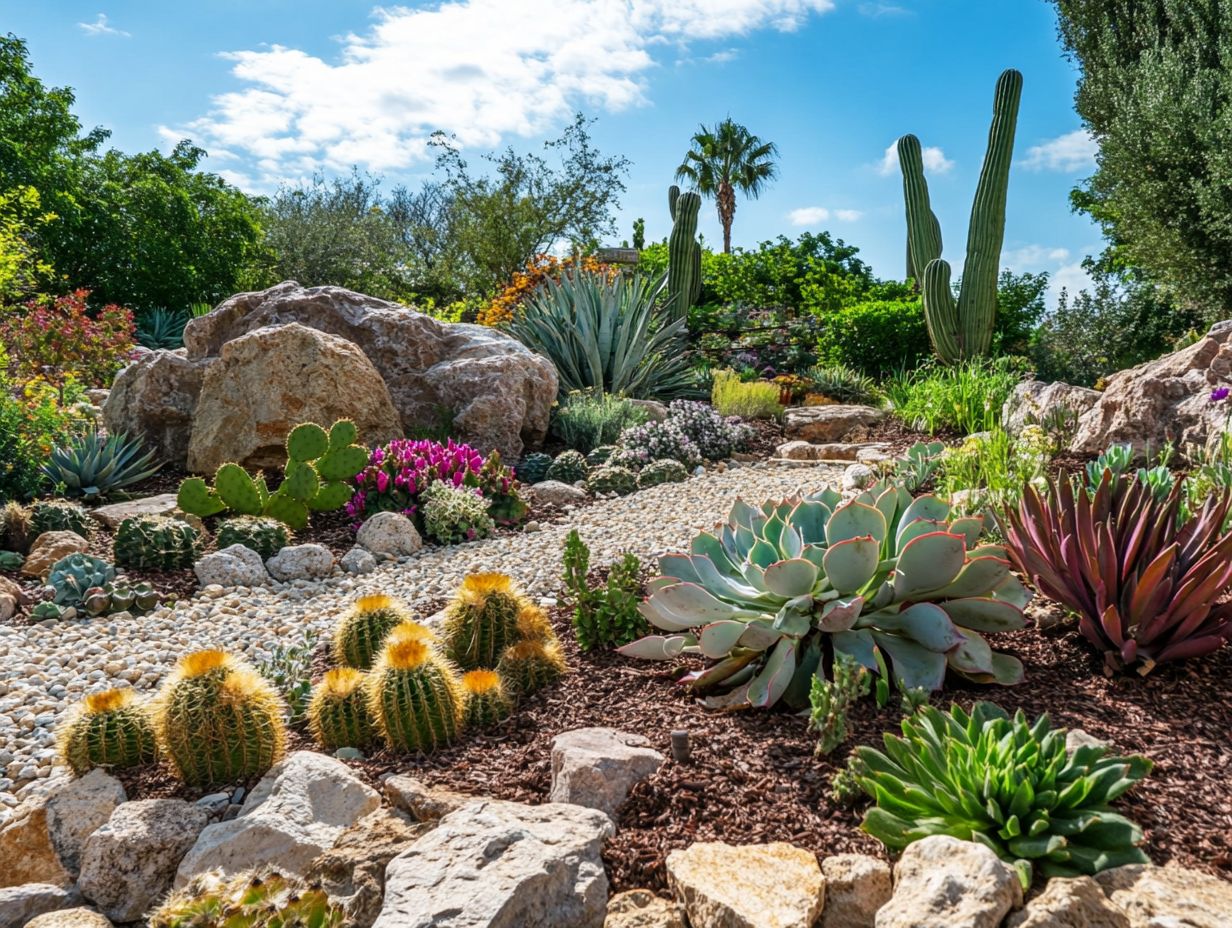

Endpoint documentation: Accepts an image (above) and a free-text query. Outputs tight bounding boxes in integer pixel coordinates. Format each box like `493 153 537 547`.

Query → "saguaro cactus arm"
668 187 702 315
898 133 943 282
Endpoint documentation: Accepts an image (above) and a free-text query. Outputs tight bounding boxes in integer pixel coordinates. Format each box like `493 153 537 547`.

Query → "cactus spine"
461 670 513 728
308 668 376 750
58 688 159 775
153 650 287 788
367 625 464 752
332 595 410 670
150 870 344 928
899 68 1022 364
441 573 525 671
667 184 703 314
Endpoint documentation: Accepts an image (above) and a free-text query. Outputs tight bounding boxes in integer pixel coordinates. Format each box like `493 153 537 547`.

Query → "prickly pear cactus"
515 452 553 485
114 516 201 570
58 688 158 775
545 451 588 485
586 465 637 496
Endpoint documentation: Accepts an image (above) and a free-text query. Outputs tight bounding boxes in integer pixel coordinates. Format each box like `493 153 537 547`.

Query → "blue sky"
3 0 1098 302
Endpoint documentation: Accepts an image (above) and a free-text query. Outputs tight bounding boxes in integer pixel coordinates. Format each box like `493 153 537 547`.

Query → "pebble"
0 461 842 807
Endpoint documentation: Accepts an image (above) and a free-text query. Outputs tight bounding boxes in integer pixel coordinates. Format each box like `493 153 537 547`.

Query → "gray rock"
549 728 664 820
1006 876 1129 927
78 798 210 922
174 752 380 887
604 890 686 928
876 836 1022 928
783 405 885 443
1065 728 1109 754
90 494 193 530
193 544 268 588
1095 863 1232 928
24 907 113 928
842 463 876 491
382 776 472 823
1002 380 1101 437
265 543 336 582
530 480 588 507
102 349 209 465
374 799 615 928
0 883 83 928
355 512 422 557
340 546 378 575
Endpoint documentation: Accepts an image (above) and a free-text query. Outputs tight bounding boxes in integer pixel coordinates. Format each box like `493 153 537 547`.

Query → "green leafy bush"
562 530 647 651
854 701 1151 888
816 299 929 375
939 428 1049 515
550 391 647 454
0 375 79 504
884 357 1025 435
711 369 782 419
808 652 869 756
421 481 495 545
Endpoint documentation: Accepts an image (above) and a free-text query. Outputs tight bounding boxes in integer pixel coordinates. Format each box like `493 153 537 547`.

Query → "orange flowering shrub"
478 254 617 326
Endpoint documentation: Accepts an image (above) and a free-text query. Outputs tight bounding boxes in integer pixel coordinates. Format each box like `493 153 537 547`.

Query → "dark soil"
111 596 1232 894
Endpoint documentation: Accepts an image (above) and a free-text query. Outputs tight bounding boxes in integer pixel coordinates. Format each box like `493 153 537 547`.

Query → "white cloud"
858 2 911 16
78 13 130 37
173 0 835 185
1004 244 1071 271
1049 261 1093 304
878 141 953 176
1022 129 1097 172
833 208 863 221
706 48 740 63
789 207 829 225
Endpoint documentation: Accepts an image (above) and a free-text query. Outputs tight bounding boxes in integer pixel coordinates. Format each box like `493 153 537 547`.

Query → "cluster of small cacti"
82 580 160 616
515 451 554 485
636 458 688 488
585 445 616 468
442 573 525 670
585 464 637 496
544 450 588 485
58 688 159 775
151 650 287 788
421 481 496 545
30 499 93 539
0 551 22 570
333 595 410 670
149 870 343 928
307 668 375 751
178 420 368 530
114 516 202 569
216 516 291 560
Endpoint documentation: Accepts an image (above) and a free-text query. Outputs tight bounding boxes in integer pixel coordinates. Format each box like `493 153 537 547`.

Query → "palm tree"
675 119 779 254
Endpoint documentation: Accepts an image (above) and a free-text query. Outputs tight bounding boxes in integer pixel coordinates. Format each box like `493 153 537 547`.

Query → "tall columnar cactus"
58 688 159 775
461 669 513 728
667 185 703 315
899 68 1023 364
332 595 411 670
441 573 527 671
153 650 287 788
366 624 465 752
114 516 202 569
307 668 376 751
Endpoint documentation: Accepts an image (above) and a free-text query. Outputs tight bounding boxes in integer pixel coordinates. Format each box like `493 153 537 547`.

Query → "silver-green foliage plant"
507 269 696 401
893 441 945 493
421 481 495 545
855 701 1151 889
900 69 1022 364
42 430 161 501
253 629 320 729
551 391 647 454
47 553 116 607
618 480 1030 709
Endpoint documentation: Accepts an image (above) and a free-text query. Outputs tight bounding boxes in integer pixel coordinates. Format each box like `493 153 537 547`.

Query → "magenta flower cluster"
346 438 513 524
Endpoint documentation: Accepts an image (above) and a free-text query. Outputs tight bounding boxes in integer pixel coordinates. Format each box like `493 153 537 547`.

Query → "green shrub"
562 531 648 651
711 369 782 419
550 391 647 454
421 481 495 545
939 427 1049 515
808 652 869 756
807 364 882 404
884 357 1025 435
855 701 1151 888
816 299 930 375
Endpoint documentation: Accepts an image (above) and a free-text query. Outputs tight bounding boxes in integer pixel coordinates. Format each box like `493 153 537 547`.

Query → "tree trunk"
718 181 736 254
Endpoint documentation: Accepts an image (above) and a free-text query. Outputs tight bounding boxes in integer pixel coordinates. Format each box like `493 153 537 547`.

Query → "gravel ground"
0 460 844 818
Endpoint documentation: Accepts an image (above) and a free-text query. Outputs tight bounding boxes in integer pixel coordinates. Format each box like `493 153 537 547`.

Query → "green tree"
675 119 778 254
0 185 55 301
992 270 1048 356
1052 1 1232 318
432 113 630 295
262 170 412 300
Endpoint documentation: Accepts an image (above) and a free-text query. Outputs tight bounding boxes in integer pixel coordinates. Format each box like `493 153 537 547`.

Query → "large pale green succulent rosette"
617 480 1031 708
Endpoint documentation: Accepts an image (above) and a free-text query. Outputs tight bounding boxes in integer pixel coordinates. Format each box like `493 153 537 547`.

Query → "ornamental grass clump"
854 701 1151 889
619 479 1030 709
1000 469 1232 674
366 623 465 752
153 650 286 789
58 688 158 775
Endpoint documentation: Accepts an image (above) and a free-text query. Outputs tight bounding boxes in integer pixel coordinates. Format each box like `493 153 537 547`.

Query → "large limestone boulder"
1006 876 1129 927
1095 863 1232 927
820 854 891 928
1071 320 1232 457
550 728 664 820
1002 380 1101 436
22 532 90 581
174 751 380 886
374 799 615 928
186 323 402 474
0 770 125 888
103 350 209 465
184 281 557 459
783 405 885 443
78 798 210 922
876 836 1022 928
665 841 825 928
